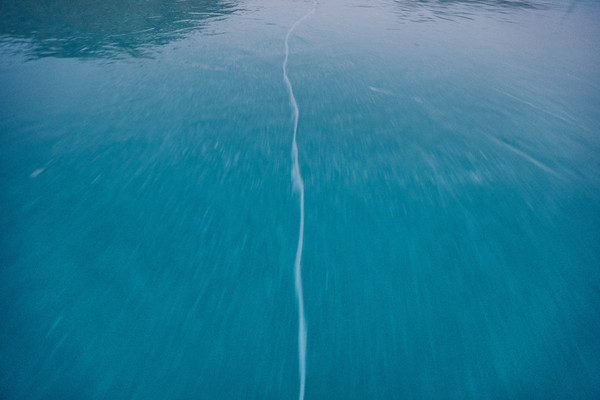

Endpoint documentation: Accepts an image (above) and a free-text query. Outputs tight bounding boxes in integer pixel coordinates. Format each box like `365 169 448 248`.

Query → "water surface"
1 0 599 399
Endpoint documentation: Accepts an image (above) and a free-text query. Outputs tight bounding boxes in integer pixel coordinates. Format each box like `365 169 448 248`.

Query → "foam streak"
283 5 314 400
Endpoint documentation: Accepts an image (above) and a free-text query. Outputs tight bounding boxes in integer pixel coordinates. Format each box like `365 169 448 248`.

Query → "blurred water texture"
0 0 599 398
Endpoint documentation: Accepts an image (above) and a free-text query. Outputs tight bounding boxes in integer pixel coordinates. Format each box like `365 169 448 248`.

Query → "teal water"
1 0 599 398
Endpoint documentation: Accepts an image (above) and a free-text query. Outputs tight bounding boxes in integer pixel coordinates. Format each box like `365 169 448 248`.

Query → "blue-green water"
1 0 599 398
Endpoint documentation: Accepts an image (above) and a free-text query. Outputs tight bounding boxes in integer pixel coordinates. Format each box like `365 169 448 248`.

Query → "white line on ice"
283 4 315 400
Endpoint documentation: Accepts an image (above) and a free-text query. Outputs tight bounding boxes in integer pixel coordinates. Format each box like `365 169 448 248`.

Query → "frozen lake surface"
1 0 599 398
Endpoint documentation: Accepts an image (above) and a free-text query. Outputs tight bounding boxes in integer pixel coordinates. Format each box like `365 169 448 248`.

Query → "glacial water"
1 0 599 399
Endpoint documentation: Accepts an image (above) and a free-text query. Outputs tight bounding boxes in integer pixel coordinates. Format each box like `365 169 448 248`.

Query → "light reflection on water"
0 0 567 59
384 0 549 22
0 0 246 58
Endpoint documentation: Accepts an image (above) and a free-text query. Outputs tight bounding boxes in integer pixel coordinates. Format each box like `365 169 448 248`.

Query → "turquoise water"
1 0 599 398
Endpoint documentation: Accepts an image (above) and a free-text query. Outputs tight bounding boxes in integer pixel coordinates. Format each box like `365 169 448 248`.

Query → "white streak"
283 5 315 400
368 86 395 96
488 136 562 179
30 168 44 178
